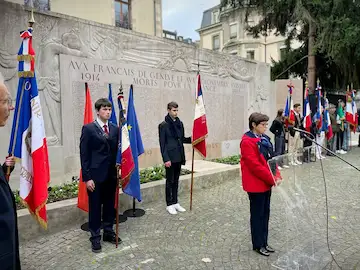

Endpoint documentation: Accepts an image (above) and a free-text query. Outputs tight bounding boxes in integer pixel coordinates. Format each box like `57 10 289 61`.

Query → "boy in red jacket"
240 112 281 256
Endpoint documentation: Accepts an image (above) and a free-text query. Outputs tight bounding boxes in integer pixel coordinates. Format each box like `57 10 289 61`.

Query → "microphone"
292 127 360 172
292 127 315 139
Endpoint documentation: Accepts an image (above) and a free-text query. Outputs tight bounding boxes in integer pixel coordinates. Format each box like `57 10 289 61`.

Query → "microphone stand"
293 127 360 172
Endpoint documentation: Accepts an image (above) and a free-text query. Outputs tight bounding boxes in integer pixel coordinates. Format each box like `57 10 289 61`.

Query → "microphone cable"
297 129 345 270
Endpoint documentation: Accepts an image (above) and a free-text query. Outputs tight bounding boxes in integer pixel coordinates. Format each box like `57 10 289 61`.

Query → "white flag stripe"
31 95 46 151
194 95 205 120
20 128 33 199
121 125 131 150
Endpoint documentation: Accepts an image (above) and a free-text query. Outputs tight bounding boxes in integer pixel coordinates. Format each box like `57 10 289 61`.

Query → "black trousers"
248 190 271 249
336 130 344 150
165 162 182 206
87 178 116 241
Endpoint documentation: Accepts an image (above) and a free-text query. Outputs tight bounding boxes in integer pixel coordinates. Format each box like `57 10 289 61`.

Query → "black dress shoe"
103 233 122 245
254 247 270 256
265 245 275 253
91 240 102 253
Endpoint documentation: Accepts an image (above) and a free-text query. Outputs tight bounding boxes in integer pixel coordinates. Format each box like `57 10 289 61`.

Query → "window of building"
211 10 219 24
280 47 287 60
246 50 255 60
230 24 237 39
115 0 130 29
212 35 220 50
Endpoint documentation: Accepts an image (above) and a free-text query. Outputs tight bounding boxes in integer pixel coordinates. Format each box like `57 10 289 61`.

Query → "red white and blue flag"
315 82 323 130
345 89 358 133
192 74 208 157
116 90 134 190
303 83 312 132
324 97 333 140
8 27 50 228
284 83 295 127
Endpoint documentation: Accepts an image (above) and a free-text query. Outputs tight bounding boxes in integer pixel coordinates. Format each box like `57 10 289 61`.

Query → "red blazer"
240 133 277 193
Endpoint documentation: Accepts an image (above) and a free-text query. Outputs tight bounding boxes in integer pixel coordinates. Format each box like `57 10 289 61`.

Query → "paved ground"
20 148 360 270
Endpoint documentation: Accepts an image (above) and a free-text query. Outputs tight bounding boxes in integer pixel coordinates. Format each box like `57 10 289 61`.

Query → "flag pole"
115 166 120 248
190 148 195 211
190 61 201 211
114 82 127 231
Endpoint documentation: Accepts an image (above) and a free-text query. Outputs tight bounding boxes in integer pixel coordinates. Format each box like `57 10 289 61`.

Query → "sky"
162 0 220 41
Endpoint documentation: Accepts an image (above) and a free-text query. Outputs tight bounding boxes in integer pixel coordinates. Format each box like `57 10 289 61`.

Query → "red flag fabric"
192 74 208 157
77 83 93 212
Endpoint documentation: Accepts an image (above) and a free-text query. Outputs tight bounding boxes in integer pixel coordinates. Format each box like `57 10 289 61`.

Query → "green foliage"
211 155 240 165
220 0 360 89
14 165 191 210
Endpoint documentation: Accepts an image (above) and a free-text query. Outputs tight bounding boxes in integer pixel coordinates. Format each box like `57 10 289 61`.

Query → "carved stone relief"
0 1 274 185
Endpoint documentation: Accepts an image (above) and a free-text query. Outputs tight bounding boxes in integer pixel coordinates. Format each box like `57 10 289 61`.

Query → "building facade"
6 0 163 37
162 30 196 45
197 4 301 64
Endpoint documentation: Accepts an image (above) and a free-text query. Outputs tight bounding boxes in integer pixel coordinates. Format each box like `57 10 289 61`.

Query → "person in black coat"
269 109 287 169
158 101 191 215
80 98 120 253
0 82 20 270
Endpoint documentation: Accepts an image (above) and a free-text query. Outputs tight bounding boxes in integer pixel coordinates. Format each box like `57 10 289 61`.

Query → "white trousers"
315 132 325 159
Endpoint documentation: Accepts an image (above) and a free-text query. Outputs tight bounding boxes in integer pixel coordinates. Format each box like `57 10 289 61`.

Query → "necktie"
103 124 109 135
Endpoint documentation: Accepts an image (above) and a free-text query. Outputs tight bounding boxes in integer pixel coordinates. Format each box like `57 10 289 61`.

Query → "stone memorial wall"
0 1 274 188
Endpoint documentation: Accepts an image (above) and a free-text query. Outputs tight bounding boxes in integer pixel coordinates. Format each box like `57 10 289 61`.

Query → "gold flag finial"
305 80 308 88
317 78 320 85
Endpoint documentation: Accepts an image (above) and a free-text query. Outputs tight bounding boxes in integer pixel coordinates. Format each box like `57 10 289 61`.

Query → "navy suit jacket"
80 121 119 183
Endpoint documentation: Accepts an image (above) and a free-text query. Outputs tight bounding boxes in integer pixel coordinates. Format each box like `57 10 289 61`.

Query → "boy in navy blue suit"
80 98 120 253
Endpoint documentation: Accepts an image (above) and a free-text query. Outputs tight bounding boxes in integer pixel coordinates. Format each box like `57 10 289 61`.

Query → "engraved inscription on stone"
61 55 250 154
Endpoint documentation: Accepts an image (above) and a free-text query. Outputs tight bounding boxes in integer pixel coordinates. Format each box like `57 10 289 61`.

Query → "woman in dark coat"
240 112 281 256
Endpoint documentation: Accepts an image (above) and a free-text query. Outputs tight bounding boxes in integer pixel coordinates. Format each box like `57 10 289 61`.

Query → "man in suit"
288 103 303 165
80 98 120 253
0 81 19 269
159 101 191 215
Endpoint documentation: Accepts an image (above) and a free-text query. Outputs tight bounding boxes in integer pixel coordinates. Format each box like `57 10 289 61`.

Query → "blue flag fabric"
8 77 33 157
124 85 144 202
108 84 118 126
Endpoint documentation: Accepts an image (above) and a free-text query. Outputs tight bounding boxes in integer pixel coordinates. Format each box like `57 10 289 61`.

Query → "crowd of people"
269 100 355 168
239 97 358 257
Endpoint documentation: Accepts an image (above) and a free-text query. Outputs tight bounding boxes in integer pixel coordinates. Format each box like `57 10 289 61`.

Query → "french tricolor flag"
315 83 323 130
324 97 333 140
116 89 134 190
9 27 50 228
192 74 208 157
345 89 358 133
303 84 312 132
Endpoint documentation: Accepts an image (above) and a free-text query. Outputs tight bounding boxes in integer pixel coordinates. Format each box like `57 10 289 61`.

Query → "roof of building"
200 4 220 29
